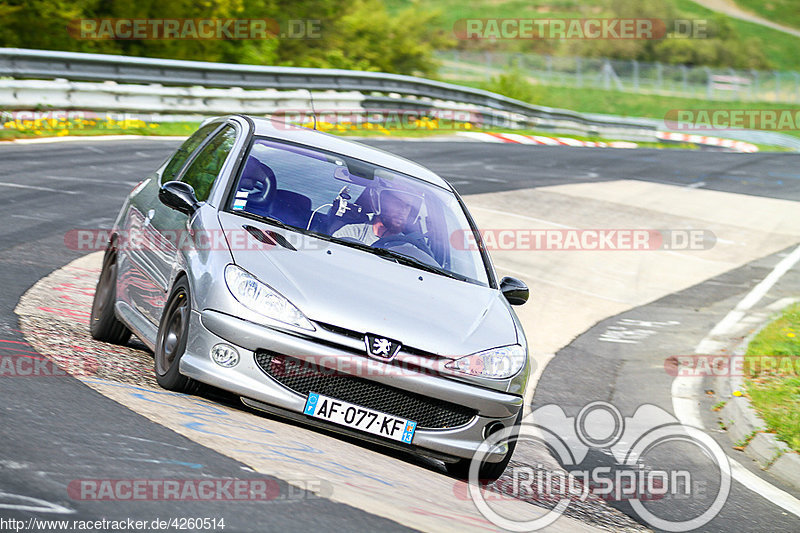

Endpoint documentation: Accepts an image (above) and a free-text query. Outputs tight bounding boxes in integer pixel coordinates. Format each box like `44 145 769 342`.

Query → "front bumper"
180 309 524 462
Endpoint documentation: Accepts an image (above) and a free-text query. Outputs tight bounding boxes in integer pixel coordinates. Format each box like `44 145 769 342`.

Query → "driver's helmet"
367 170 424 219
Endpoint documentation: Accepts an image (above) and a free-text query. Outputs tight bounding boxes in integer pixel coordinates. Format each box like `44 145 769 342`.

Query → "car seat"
239 158 277 217
269 190 312 228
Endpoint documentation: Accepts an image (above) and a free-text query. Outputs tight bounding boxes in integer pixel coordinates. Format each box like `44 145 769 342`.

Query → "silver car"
90 115 530 480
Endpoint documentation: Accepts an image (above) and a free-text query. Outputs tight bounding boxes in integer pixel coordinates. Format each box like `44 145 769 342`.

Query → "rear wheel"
446 409 524 482
154 277 198 393
89 246 131 345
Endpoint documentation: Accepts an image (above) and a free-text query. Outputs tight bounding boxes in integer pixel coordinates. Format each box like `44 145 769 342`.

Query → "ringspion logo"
468 401 731 531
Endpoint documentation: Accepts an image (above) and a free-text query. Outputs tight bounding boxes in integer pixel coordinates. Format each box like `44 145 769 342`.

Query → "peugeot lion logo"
364 334 402 361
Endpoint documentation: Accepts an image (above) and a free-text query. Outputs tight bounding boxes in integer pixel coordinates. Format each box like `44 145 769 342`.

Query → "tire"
445 408 524 482
154 277 198 393
89 246 132 345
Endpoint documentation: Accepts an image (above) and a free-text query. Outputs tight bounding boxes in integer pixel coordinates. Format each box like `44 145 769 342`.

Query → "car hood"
218 212 518 356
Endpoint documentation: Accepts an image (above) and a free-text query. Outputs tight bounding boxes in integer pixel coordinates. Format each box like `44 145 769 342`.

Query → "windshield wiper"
235 210 294 231
326 235 467 281
369 247 468 282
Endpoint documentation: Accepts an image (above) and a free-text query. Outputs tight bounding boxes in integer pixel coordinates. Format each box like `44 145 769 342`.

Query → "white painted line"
688 181 706 188
84 145 105 154
44 175 137 186
672 243 800 518
0 491 74 514
468 206 575 228
0 182 78 195
729 460 800 517
712 245 800 336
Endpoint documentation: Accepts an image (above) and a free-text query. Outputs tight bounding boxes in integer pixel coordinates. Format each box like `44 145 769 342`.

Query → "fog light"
483 421 504 440
211 344 239 367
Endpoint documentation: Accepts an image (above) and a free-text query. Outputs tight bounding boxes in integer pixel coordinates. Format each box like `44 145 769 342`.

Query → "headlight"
445 344 526 379
224 264 314 331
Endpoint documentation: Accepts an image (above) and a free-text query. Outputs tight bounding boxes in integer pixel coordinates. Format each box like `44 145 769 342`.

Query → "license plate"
303 392 417 444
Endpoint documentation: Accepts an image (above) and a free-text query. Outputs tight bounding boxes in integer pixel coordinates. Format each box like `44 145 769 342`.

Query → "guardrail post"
681 65 688 95
633 60 639 92
485 51 492 81
794 72 800 103
576 57 583 87
705 67 712 100
752 70 760 100
545 55 552 83
774 71 780 101
656 61 663 93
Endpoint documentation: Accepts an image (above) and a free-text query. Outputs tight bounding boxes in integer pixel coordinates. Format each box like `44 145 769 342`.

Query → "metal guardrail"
0 47 654 133
2 47 799 150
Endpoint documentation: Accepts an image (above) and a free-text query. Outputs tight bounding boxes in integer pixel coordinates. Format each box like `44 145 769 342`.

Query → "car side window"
180 125 237 203
161 123 220 184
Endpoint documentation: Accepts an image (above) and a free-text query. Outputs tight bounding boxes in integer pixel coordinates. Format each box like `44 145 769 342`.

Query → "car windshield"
228 137 490 286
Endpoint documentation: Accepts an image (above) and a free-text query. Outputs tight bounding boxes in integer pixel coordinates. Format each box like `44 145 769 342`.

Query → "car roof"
243 115 451 190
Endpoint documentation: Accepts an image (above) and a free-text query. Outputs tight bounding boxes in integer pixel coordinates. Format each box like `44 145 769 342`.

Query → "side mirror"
159 181 198 215
500 276 529 306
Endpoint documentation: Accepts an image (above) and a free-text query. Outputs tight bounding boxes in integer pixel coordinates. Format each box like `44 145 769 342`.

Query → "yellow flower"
732 390 742 397
788 333 796 337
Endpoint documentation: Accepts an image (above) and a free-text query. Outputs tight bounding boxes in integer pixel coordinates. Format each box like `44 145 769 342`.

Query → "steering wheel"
372 232 436 260
244 178 273 204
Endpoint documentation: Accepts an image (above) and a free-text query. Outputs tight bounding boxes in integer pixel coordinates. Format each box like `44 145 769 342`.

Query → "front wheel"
154 277 198 393
445 409 523 482
89 246 131 345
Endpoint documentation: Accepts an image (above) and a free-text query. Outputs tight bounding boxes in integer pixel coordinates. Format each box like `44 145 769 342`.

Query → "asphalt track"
1 137 800 532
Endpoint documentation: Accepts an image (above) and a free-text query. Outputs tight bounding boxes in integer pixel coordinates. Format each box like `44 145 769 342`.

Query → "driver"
332 189 413 245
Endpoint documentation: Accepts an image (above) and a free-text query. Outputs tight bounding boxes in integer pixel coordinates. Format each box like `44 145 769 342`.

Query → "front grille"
254 352 476 430
315 321 447 359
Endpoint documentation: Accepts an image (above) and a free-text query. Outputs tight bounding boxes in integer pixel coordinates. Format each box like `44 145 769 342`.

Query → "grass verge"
0 117 201 142
453 78 800 142
744 302 800 453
